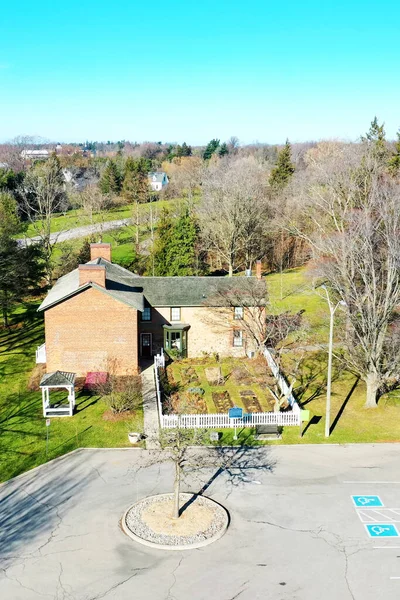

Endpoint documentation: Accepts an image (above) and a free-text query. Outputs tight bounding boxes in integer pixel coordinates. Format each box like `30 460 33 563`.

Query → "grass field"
0 303 143 483
22 197 185 238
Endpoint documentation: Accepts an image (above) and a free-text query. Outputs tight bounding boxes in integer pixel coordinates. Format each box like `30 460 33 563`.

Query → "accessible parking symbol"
352 495 383 507
365 524 399 538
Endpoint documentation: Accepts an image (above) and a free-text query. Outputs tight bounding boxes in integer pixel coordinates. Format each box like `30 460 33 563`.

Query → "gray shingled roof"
38 258 144 312
140 276 266 307
40 371 76 387
38 258 266 312
148 172 166 183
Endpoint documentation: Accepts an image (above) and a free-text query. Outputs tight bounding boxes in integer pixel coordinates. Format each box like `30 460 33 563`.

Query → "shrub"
97 371 142 414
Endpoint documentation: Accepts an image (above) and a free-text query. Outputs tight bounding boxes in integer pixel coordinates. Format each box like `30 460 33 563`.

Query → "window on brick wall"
233 330 243 347
170 307 181 321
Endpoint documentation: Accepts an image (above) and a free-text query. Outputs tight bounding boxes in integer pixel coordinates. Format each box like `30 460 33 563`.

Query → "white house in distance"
21 149 50 160
148 171 169 191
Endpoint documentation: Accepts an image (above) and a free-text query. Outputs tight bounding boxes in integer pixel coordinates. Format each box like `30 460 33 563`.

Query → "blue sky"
0 0 399 144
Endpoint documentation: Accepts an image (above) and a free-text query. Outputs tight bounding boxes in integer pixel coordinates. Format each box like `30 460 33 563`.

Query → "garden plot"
239 390 262 413
212 391 233 412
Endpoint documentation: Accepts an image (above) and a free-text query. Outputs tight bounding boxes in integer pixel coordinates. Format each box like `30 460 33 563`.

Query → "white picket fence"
153 349 300 429
161 411 300 429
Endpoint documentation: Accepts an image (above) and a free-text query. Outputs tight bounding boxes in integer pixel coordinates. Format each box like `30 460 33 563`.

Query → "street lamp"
321 285 346 438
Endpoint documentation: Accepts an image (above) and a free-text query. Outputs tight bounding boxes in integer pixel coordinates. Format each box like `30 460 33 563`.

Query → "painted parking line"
352 495 383 507
365 524 399 538
357 509 400 523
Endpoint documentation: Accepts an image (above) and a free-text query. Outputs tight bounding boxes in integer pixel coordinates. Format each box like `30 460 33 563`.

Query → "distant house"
37 243 265 376
21 149 50 161
148 171 169 191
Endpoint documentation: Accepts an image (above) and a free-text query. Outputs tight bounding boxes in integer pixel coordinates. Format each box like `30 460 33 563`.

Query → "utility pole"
321 285 346 438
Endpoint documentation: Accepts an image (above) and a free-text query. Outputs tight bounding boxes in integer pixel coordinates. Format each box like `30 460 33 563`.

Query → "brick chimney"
90 243 111 262
79 265 106 288
256 260 262 280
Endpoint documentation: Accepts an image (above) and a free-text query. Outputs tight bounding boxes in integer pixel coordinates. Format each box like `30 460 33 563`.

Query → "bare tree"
295 161 400 407
77 184 111 224
19 153 66 282
199 156 270 275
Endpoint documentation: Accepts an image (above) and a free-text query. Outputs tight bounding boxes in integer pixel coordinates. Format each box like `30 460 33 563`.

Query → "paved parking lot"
1 443 400 599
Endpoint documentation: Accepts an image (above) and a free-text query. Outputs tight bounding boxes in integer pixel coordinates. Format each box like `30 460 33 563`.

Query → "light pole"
321 285 346 438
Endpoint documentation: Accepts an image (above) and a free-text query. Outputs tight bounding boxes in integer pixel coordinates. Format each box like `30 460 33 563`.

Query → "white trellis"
40 371 76 417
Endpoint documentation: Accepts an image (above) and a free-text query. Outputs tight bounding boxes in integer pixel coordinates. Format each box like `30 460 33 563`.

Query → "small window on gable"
234 306 244 320
171 307 181 321
141 307 151 321
233 330 243 347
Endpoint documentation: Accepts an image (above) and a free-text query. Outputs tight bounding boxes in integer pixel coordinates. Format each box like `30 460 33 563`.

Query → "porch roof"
163 323 191 331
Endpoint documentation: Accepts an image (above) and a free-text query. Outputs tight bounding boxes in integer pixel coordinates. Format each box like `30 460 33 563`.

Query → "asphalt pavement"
1 443 400 600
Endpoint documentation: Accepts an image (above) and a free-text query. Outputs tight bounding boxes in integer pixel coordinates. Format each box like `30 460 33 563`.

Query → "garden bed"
212 391 233 412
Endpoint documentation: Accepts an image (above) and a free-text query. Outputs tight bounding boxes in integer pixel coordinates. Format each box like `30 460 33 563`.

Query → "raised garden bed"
181 366 200 386
231 366 253 386
239 390 262 413
212 391 233 412
171 391 207 414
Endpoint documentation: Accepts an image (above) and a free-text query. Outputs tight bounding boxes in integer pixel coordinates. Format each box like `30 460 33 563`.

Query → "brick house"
38 243 265 376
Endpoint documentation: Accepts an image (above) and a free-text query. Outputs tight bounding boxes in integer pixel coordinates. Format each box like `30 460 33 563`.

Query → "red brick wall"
90 243 111 262
45 287 138 376
78 265 106 288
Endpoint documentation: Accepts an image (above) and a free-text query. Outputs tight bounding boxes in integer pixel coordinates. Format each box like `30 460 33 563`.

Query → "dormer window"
234 306 244 320
171 307 181 321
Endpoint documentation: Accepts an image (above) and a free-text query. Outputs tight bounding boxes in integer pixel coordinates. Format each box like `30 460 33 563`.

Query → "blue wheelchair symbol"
352 495 383 507
366 524 399 538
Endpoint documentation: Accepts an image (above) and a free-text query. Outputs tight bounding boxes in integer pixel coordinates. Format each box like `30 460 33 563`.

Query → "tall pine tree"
99 160 122 194
269 139 295 191
203 139 220 160
151 209 199 276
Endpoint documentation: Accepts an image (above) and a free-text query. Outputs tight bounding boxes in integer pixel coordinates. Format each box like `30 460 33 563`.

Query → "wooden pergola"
40 371 76 417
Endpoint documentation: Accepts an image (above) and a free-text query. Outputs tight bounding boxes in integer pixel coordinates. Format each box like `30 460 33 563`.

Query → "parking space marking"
365 524 399 538
357 509 400 523
352 495 383 507
344 481 400 484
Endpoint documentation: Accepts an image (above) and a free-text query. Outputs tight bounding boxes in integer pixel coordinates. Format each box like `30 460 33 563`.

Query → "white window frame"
171 307 181 321
233 330 243 347
234 306 244 320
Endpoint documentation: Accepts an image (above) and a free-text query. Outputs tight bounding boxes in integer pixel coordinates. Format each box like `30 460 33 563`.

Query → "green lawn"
266 267 334 344
0 303 143 483
22 197 184 237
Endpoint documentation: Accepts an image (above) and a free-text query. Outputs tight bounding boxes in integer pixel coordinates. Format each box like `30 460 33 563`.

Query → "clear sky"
0 0 399 145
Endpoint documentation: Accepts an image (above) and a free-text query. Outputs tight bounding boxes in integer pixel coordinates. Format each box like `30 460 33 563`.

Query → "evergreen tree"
151 209 199 276
99 160 122 194
0 232 44 326
122 157 150 203
361 116 389 164
269 139 295 191
0 192 21 238
218 142 229 157
151 209 174 276
181 142 192 157
203 139 220 160
388 130 400 175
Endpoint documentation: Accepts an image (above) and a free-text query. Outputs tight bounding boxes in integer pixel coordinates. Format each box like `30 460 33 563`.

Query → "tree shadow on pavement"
180 445 277 515
0 453 97 563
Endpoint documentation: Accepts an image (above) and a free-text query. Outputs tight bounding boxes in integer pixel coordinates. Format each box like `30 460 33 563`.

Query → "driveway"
1 444 400 599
